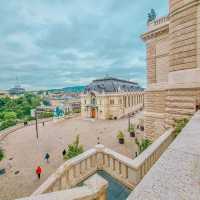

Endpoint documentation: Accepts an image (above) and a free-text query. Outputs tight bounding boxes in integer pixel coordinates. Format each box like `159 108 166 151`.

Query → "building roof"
84 77 143 93
9 85 25 95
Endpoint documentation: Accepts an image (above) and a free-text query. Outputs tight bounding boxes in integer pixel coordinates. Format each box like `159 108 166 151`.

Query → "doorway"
91 108 96 118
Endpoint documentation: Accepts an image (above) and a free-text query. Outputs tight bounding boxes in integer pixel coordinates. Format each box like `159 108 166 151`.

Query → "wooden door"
91 108 96 118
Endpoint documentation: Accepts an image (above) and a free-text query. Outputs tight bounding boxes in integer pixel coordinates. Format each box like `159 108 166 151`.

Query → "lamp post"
35 109 39 139
128 114 131 130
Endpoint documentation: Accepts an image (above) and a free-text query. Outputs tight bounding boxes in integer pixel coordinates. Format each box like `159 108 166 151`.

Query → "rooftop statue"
147 9 156 23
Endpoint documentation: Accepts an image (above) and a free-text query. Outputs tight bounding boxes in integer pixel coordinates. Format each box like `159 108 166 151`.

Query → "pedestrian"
43 122 45 126
36 166 42 179
44 153 50 163
62 149 66 159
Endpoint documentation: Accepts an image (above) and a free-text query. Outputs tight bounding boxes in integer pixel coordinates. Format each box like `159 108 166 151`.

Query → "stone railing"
17 174 108 200
128 111 200 200
28 127 175 199
148 15 169 31
0 118 53 141
32 148 98 195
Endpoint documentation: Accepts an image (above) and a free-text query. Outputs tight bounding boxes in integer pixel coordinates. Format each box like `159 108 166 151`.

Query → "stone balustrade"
17 174 108 200
128 111 200 200
148 15 169 31
28 127 175 200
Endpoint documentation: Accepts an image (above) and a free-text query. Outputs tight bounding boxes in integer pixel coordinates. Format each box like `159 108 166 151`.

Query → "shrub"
3 111 17 121
135 138 152 154
64 135 84 160
117 131 124 139
173 118 189 137
38 112 53 119
0 147 4 161
0 119 16 131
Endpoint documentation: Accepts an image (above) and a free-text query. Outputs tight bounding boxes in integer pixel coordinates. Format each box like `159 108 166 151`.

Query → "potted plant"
128 123 135 137
117 131 124 144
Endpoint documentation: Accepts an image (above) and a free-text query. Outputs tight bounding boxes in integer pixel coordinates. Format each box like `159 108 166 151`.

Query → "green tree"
64 135 84 160
3 111 17 121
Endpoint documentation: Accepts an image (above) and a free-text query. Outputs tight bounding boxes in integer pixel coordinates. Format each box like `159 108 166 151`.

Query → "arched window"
91 98 96 105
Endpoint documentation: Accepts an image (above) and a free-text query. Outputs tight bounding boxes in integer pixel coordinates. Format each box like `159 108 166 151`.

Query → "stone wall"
147 43 157 84
142 0 200 140
128 111 200 200
169 0 198 72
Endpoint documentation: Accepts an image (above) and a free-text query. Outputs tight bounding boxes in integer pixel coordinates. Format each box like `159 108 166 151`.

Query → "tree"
64 135 84 160
3 111 17 121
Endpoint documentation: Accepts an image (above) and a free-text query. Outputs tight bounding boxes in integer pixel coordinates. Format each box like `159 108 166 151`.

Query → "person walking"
44 153 50 163
36 166 42 179
62 149 66 159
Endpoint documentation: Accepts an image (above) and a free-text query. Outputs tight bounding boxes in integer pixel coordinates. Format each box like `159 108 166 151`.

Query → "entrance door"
91 108 96 118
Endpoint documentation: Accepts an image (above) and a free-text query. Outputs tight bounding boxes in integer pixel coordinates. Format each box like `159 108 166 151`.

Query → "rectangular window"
110 99 114 105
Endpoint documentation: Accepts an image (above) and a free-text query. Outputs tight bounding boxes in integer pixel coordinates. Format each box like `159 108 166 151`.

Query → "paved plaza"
0 112 143 200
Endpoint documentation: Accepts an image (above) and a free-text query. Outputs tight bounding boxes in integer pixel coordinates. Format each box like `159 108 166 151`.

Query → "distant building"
0 90 9 98
9 85 25 95
48 93 81 114
84 77 143 93
81 77 144 120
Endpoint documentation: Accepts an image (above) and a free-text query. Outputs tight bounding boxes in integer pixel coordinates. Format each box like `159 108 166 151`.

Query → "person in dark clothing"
62 149 66 159
42 122 45 126
36 166 42 179
44 153 50 163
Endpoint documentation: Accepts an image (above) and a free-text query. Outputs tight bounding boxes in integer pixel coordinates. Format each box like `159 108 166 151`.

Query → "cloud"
0 0 168 90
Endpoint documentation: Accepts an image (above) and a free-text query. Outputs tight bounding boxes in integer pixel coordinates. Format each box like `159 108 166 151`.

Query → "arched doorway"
91 108 96 118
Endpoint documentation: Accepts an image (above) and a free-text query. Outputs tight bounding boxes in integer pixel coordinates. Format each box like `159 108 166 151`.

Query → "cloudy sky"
0 0 168 90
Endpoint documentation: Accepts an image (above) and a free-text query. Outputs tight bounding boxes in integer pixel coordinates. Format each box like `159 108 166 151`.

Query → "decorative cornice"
141 24 169 42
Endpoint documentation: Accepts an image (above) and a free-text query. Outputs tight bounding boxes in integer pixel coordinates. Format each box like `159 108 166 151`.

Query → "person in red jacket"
36 166 42 179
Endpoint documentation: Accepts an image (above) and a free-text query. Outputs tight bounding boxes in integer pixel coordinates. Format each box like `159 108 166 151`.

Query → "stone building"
142 0 200 140
81 77 144 119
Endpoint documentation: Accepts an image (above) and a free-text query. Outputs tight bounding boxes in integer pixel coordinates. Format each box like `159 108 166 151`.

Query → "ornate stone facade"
81 92 144 120
142 0 200 140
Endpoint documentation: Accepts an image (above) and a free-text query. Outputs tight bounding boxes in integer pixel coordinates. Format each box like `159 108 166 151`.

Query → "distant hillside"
62 86 85 93
47 86 85 93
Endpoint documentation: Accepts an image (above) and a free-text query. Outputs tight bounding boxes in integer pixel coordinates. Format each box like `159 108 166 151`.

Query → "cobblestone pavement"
0 112 143 200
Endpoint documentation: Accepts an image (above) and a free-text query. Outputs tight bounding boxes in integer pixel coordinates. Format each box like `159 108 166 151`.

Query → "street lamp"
128 114 131 130
35 109 39 139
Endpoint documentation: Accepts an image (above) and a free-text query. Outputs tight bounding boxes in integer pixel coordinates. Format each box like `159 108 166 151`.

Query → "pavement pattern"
0 112 143 200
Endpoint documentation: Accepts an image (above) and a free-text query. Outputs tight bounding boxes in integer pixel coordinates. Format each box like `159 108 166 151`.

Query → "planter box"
118 138 124 144
129 131 135 137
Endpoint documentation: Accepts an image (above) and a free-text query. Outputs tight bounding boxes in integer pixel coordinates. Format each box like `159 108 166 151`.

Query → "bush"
135 138 152 154
0 147 4 161
64 135 84 160
3 111 17 121
117 131 124 139
173 118 189 137
0 120 17 131
38 112 53 119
